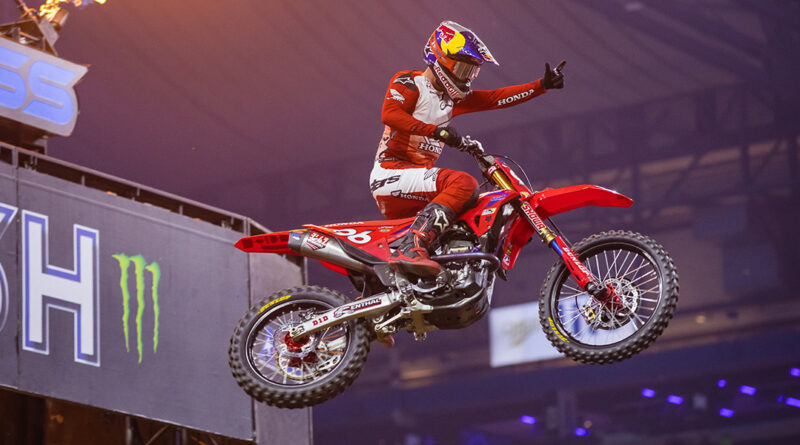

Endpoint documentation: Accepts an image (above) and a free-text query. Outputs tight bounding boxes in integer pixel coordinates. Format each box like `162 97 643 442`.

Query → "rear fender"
235 230 298 255
236 228 373 276
531 185 633 219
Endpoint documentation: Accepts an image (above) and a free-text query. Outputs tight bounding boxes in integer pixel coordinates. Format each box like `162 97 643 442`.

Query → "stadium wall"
0 144 309 442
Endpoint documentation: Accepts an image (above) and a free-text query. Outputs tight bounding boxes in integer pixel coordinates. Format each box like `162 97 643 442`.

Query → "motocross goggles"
449 59 481 82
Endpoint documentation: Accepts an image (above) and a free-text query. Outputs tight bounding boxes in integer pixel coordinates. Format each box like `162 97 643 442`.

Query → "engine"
417 237 496 330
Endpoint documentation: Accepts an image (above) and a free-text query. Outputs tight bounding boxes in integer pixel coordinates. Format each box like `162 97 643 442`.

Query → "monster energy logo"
113 254 161 363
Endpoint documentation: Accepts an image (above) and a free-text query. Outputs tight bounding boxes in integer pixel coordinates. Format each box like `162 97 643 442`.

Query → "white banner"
488 301 561 367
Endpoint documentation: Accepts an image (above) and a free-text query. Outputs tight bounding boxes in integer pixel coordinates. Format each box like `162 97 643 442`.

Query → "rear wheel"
539 231 678 364
228 285 370 408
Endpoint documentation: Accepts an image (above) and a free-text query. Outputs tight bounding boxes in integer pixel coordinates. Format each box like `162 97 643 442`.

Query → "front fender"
530 185 633 219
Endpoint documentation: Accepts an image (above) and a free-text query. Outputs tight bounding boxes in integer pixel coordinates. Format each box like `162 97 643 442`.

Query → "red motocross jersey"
376 70 547 168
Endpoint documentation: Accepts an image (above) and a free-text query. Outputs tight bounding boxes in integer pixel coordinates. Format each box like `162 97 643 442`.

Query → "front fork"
482 159 616 301
516 201 615 301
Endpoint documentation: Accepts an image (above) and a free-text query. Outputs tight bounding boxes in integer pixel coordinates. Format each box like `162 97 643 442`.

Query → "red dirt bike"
228 138 679 408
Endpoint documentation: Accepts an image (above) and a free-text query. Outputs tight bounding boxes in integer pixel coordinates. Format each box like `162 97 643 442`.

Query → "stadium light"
520 415 536 425
667 395 684 405
574 427 589 437
719 408 734 417
739 385 757 396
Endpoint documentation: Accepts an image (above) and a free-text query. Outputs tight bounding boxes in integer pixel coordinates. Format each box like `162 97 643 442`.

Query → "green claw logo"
113 254 161 363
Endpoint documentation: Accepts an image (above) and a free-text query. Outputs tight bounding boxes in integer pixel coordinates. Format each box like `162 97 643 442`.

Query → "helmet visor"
451 60 480 82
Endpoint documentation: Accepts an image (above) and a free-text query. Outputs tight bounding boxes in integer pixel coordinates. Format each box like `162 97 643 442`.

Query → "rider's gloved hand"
542 60 566 90
431 126 464 149
460 137 484 154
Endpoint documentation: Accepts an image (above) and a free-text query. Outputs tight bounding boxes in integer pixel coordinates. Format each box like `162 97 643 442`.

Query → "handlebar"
458 136 484 155
457 137 528 192
458 136 494 170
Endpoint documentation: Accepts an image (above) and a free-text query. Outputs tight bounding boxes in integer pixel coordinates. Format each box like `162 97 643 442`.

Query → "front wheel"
228 285 370 408
539 231 679 364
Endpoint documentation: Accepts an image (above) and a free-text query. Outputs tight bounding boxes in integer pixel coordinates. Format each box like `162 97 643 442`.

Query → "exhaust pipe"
288 230 372 273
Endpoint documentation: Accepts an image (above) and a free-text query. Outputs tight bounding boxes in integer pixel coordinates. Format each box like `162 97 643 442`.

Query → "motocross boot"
389 202 454 277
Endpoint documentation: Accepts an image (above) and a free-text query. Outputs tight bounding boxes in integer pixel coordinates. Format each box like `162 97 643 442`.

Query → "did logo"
112 254 161 363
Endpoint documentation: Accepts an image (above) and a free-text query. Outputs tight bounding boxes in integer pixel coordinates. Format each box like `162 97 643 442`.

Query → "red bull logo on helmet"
438 24 456 42
438 26 466 56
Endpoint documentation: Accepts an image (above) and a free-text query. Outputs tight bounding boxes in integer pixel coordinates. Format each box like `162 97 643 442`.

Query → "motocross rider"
372 20 564 277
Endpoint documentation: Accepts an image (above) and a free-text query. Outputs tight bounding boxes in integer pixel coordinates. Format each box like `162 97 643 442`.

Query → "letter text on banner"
22 210 100 366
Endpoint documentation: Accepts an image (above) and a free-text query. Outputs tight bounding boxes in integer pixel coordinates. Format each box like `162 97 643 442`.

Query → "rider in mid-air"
370 20 565 277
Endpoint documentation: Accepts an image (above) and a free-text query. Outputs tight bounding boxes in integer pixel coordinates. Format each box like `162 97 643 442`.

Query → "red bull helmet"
423 21 498 101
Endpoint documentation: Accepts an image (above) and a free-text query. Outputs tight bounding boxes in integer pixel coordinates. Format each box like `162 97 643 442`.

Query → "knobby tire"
228 285 371 408
539 231 679 364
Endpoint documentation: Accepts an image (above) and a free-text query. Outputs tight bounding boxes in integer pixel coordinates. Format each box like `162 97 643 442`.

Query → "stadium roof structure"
0 0 793 228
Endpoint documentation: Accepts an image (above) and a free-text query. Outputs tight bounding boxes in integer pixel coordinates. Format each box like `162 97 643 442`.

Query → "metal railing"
0 141 263 235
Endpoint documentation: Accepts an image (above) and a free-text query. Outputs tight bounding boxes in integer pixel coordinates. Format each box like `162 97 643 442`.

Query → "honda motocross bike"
229 138 679 409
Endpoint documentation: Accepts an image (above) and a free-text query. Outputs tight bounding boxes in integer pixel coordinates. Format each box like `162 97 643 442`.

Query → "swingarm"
289 291 401 341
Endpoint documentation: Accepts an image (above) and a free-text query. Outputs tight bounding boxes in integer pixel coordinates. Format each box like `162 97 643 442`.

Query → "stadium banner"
488 301 561 367
0 160 18 389
0 166 304 440
0 36 88 136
